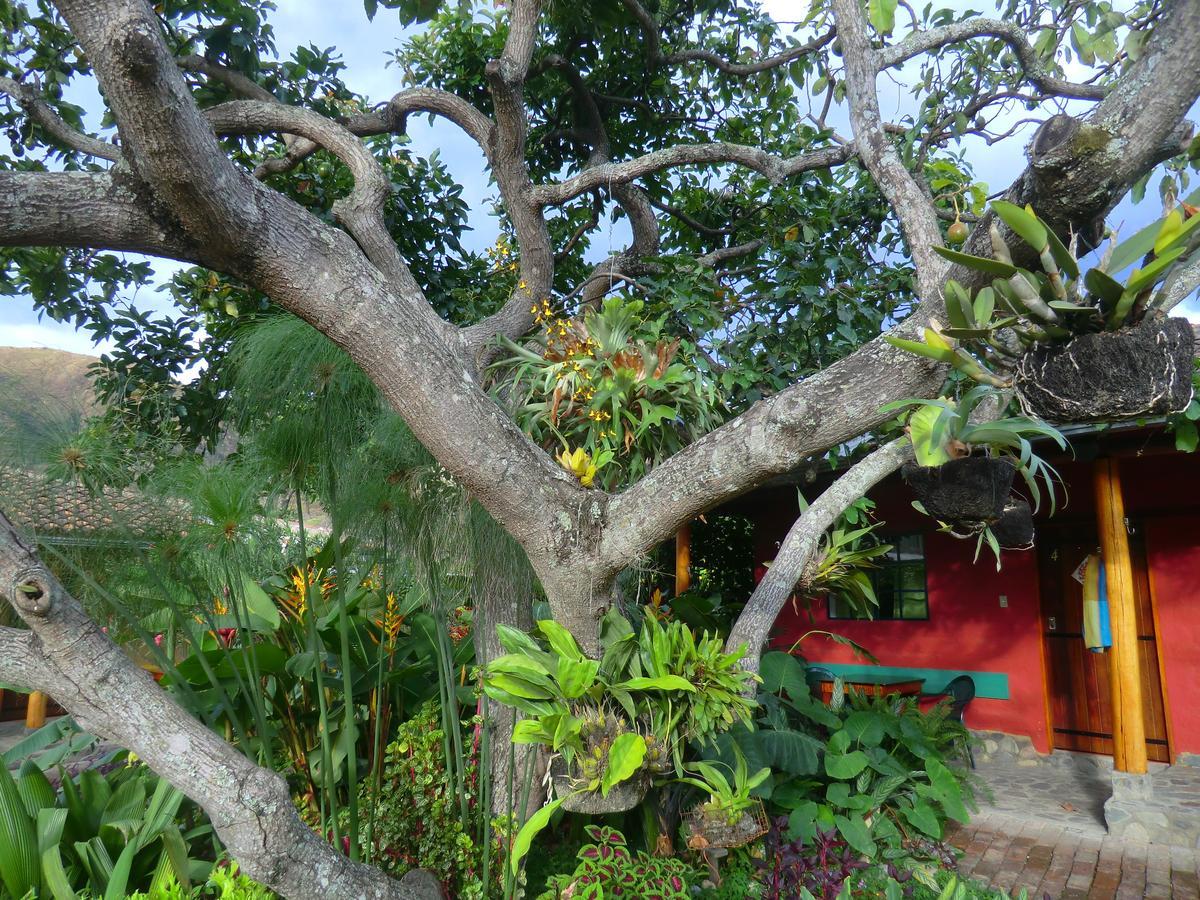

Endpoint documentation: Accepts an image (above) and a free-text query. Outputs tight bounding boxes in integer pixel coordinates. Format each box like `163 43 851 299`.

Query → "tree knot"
11 570 52 617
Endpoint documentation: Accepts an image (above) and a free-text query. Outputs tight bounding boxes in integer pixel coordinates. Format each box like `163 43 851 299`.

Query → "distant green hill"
0 346 99 463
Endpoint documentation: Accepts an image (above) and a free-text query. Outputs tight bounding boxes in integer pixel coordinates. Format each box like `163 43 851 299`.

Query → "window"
829 534 928 620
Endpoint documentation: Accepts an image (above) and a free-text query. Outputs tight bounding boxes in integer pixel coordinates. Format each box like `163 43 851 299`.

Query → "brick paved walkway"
948 809 1200 898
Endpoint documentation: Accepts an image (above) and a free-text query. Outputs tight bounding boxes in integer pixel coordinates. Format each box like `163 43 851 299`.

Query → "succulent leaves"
890 203 1200 388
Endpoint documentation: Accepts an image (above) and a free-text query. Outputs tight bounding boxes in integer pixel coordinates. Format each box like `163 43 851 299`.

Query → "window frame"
827 532 929 621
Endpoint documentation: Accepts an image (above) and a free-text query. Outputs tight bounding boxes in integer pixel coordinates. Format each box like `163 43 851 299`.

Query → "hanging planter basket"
1015 316 1195 423
901 456 1016 523
550 756 649 814
685 799 769 850
992 497 1035 549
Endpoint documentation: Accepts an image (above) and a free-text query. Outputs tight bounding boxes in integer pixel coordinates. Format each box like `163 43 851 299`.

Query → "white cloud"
0 323 111 358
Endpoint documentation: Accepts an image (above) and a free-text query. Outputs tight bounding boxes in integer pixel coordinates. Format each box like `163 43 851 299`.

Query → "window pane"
867 534 927 620
900 593 928 619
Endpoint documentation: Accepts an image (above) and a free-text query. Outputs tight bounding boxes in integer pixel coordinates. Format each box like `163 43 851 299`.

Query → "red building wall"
764 449 1200 758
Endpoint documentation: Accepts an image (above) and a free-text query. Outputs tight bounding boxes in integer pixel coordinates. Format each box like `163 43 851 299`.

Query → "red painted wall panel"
1144 517 1200 756
762 449 1200 756
765 482 1052 751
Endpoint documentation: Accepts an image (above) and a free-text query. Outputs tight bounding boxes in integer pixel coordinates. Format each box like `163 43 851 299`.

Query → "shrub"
702 652 979 863
755 818 867 900
357 702 488 897
536 825 695 899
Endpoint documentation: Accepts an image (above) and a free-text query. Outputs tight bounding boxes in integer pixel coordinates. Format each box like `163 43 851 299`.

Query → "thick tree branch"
463 0 554 356
53 0 261 259
877 19 1108 100
204 99 431 304
0 625 47 691
532 143 854 207
0 512 436 900
41 1 584 612
0 76 122 161
725 440 912 668
832 0 945 300
1160 253 1200 313
0 170 209 265
696 239 765 268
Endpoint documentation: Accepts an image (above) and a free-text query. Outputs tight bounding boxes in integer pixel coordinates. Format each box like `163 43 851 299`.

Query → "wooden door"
1038 525 1170 762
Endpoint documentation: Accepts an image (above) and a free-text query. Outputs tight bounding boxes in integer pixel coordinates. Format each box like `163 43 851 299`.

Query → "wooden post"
1094 459 1147 774
674 523 692 596
25 690 47 729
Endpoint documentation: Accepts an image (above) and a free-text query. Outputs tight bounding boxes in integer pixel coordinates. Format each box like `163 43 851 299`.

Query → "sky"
0 0 1196 358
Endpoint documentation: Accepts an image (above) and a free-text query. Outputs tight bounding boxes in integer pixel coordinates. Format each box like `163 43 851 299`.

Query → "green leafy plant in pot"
889 201 1199 422
883 385 1065 561
678 748 771 851
482 612 758 873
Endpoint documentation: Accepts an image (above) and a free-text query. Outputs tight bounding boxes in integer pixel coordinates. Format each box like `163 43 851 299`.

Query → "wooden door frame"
1035 519 1173 761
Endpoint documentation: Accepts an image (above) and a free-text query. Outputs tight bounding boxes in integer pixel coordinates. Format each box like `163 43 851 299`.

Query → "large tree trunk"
468 504 547 817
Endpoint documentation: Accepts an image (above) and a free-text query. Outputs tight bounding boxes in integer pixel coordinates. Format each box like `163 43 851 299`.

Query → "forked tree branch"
600 0 1200 577
876 19 1109 100
832 0 946 300
0 512 437 900
53 0 262 257
532 143 855 207
204 99 432 305
0 76 121 161
465 0 555 355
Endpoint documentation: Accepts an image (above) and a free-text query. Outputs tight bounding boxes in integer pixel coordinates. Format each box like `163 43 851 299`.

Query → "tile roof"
0 466 187 538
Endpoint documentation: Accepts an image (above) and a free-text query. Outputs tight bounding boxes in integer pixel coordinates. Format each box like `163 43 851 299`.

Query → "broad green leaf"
1126 246 1184 293
787 801 819 844
510 796 566 875
621 675 696 692
239 576 280 630
933 245 1019 277
973 287 995 325
512 718 552 744
601 733 646 797
0 762 39 900
556 657 599 699
759 651 808 698
992 201 1048 251
883 335 957 365
834 813 875 857
482 672 554 701
487 653 551 679
943 280 974 329
16 761 55 818
1084 267 1124 308
842 711 886 747
900 799 942 837
825 750 870 779
907 403 951 467
1154 209 1184 256
536 619 584 662
868 0 898 34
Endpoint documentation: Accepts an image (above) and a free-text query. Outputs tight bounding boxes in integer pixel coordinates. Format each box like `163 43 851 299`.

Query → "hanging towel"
1082 553 1113 652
